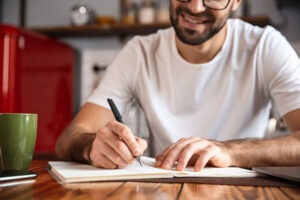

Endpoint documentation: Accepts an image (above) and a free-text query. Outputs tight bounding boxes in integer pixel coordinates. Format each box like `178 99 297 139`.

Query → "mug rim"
0 113 37 116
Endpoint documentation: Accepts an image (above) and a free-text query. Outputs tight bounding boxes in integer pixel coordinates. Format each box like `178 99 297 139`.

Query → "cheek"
231 1 242 12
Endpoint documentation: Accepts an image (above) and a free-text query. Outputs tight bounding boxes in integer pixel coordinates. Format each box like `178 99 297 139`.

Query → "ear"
231 0 243 11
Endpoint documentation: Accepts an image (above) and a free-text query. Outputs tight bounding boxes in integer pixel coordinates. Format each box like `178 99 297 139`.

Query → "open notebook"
48 156 262 184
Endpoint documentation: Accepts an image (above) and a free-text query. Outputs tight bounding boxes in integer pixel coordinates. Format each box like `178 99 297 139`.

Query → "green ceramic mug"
0 113 37 171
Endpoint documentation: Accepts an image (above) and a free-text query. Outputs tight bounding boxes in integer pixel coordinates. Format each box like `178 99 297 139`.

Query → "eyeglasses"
176 0 231 10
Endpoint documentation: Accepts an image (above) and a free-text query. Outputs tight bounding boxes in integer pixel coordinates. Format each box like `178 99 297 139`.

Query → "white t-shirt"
88 19 300 155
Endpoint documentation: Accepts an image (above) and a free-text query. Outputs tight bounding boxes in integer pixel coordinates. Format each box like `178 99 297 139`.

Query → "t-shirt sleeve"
86 39 141 113
259 27 300 117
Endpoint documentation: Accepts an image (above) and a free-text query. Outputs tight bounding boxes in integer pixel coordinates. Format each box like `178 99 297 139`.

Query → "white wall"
26 0 119 27
26 0 122 50
249 0 300 42
2 0 20 25
2 0 300 47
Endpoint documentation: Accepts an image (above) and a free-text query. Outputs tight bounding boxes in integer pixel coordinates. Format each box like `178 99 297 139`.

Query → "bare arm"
55 103 147 168
227 108 300 167
55 103 114 163
155 108 300 171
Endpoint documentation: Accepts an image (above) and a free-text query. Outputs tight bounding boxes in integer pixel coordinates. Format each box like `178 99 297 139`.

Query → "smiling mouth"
181 12 210 24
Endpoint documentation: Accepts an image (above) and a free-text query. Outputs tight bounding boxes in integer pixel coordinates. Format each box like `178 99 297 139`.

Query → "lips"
181 12 210 24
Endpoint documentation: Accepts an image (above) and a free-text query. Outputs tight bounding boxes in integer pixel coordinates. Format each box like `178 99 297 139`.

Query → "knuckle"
128 141 137 150
119 126 130 138
185 143 194 151
107 121 115 127
97 127 109 138
202 148 211 155
206 144 217 153
97 126 106 133
120 125 127 131
173 143 182 150
187 137 195 140
178 137 187 142
115 140 125 151
114 156 122 164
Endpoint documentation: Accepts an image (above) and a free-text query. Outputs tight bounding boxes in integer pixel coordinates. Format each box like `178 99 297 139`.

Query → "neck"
176 24 228 64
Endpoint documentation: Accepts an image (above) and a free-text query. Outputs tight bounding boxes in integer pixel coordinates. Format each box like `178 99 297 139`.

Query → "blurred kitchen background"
1 0 300 156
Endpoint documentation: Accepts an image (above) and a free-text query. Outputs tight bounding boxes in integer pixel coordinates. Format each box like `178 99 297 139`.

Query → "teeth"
183 14 207 24
185 17 199 24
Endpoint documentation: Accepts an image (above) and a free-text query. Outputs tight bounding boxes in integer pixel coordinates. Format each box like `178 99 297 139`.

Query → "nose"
187 0 206 14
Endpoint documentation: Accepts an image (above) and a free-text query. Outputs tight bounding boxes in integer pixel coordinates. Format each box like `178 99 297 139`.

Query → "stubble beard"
170 3 230 46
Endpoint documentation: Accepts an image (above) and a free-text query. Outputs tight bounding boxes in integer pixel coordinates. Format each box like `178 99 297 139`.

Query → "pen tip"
137 157 143 167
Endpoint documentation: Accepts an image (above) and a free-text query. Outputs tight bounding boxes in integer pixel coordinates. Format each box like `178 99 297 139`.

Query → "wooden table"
1 160 300 200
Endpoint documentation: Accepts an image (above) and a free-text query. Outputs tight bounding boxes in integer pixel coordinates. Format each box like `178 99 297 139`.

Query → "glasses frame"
176 0 231 11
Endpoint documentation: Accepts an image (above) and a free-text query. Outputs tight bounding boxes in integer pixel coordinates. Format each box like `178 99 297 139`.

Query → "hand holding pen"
107 98 144 167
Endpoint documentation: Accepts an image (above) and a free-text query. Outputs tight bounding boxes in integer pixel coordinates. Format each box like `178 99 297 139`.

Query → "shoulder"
227 18 285 49
228 18 273 35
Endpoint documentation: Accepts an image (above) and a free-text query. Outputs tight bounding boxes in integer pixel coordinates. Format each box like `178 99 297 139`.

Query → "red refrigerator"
0 24 74 155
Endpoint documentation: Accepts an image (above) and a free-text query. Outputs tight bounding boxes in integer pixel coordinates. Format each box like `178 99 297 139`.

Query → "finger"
90 147 119 169
160 137 200 169
155 145 175 165
155 154 165 167
194 145 219 172
107 121 140 156
176 139 212 171
98 126 134 163
157 137 187 160
99 142 128 167
155 138 189 167
106 134 135 163
135 137 148 153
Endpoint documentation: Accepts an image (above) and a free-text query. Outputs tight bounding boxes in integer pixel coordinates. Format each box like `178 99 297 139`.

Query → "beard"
170 2 230 46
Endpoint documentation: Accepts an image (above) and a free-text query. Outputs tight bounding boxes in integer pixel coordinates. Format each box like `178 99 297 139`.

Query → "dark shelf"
31 22 171 38
31 16 271 38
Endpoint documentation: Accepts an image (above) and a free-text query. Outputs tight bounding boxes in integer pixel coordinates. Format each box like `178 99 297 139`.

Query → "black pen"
107 98 143 167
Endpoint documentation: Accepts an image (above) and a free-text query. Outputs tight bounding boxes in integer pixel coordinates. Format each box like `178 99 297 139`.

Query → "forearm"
224 131 300 168
55 124 95 163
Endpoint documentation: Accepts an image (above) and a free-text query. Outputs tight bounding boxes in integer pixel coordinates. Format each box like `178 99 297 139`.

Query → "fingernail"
163 162 170 168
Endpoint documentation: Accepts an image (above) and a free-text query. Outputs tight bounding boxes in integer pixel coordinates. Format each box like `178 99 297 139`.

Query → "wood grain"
0 161 300 200
178 184 293 200
103 182 182 200
280 187 300 199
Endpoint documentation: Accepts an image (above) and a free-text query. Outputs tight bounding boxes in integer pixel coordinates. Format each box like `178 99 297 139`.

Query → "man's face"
170 0 233 45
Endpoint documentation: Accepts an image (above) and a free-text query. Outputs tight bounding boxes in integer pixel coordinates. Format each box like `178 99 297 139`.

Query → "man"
56 0 300 171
